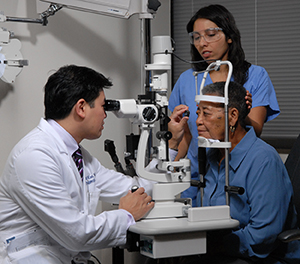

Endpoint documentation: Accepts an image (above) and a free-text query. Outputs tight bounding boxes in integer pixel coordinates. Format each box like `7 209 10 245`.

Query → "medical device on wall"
0 4 59 83
0 3 66 83
37 0 161 19
0 0 160 84
0 28 28 83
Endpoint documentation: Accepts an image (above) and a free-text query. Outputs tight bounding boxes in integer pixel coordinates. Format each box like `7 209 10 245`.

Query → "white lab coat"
0 118 153 264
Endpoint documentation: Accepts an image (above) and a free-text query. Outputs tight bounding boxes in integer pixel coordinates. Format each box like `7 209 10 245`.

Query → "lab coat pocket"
7 245 58 264
88 191 101 215
6 229 55 264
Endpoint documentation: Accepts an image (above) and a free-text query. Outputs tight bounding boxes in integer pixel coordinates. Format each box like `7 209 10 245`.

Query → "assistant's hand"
246 90 252 110
119 187 154 221
168 105 189 150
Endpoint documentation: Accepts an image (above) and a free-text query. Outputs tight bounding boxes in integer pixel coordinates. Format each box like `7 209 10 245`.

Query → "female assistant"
169 4 280 204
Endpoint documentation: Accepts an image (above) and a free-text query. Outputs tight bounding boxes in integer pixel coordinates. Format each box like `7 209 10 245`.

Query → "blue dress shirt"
200 127 300 262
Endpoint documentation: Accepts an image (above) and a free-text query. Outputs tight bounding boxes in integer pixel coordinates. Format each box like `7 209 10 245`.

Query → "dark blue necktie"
72 147 83 180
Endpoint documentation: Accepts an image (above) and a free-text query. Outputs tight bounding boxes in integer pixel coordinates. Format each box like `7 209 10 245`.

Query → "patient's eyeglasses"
188 28 223 45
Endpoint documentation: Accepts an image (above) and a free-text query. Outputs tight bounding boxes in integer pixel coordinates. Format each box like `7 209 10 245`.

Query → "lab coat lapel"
38 118 87 209
38 118 84 185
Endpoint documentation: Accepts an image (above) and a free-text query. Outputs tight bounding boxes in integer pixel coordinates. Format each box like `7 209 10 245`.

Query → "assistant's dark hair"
202 81 249 129
44 65 112 120
186 4 251 85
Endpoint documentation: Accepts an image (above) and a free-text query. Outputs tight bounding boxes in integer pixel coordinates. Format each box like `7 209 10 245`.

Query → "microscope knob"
142 106 157 122
167 165 174 171
156 131 172 140
131 185 139 193
148 0 161 12
164 131 172 140
225 185 245 195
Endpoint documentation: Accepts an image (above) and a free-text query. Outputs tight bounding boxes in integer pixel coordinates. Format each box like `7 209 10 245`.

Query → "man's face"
84 90 107 140
196 100 225 141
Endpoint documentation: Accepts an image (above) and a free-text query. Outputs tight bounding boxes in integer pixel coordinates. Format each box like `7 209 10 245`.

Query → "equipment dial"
142 106 157 122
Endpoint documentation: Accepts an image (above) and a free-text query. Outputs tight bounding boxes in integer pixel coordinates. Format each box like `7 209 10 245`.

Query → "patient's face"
196 100 225 141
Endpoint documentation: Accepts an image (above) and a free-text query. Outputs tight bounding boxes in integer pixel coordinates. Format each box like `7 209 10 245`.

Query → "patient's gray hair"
202 81 249 129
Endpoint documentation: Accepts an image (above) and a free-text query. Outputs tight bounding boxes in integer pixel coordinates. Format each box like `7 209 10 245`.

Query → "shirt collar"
229 126 257 171
206 126 257 171
47 119 79 156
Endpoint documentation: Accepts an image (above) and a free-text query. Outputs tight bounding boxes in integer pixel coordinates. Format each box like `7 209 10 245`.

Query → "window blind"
171 0 300 149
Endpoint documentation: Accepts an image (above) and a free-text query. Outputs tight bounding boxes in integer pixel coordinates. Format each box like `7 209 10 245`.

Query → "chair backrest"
285 134 300 228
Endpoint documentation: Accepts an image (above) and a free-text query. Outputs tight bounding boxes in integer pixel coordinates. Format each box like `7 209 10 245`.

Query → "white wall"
0 0 170 263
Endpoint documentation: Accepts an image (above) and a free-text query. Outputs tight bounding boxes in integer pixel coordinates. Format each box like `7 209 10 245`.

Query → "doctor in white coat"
0 65 154 264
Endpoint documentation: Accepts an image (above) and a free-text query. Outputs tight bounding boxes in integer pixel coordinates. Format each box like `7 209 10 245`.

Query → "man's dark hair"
202 81 250 129
44 65 112 120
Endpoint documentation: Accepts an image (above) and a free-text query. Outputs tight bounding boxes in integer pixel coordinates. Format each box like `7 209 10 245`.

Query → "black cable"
166 48 228 66
91 254 101 264
164 47 214 64
171 51 215 65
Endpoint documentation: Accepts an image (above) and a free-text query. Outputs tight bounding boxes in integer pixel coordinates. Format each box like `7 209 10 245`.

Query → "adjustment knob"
148 0 161 11
131 185 139 193
142 106 157 122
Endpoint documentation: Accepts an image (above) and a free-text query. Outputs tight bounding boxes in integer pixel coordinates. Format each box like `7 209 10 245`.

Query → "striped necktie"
72 147 83 180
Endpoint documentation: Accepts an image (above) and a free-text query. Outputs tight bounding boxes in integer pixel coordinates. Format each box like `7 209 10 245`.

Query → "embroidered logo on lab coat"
85 173 96 185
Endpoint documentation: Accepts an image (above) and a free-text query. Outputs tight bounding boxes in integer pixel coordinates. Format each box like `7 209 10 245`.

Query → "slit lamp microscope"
104 36 240 259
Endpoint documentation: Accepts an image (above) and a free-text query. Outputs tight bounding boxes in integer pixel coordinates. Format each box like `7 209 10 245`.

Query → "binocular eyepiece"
104 99 120 111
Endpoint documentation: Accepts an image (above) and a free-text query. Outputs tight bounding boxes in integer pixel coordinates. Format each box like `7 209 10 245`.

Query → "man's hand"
168 105 189 150
119 187 154 221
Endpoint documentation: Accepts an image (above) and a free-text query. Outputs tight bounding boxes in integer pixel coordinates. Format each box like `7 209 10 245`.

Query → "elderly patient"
168 82 300 263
